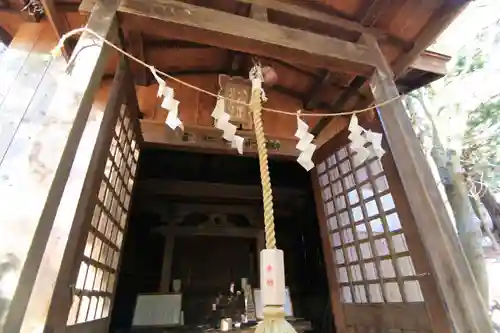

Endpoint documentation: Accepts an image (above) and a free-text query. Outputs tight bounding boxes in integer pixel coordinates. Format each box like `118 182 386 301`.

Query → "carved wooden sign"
218 74 252 130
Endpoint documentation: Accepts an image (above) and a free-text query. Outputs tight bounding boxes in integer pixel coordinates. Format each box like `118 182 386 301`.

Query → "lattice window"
317 143 424 304
67 105 140 325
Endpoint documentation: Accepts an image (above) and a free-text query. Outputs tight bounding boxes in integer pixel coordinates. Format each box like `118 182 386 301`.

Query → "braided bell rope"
250 86 276 250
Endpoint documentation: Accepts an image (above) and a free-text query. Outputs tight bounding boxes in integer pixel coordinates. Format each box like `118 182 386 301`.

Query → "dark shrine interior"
110 148 332 333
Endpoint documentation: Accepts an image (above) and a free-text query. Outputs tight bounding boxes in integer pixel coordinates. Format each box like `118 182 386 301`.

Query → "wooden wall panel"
0 11 24 39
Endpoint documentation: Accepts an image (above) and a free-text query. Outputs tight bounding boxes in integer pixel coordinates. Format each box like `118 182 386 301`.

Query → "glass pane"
385 282 402 302
370 219 384 236
336 147 347 161
84 233 95 258
84 264 97 290
77 296 90 323
75 262 88 290
319 173 328 187
329 166 340 179
354 285 367 303
324 201 334 216
91 237 102 261
342 286 352 303
327 217 338 231
343 173 355 190
339 160 351 174
317 162 326 174
375 238 390 256
360 242 372 259
365 200 378 217
365 262 378 280
386 213 402 231
338 267 348 283
322 187 332 201
380 259 395 278
369 283 383 303
404 280 424 302
103 297 111 317
355 167 369 183
374 175 389 192
326 155 336 167
392 234 408 252
342 228 354 244
332 180 343 195
348 190 359 205
87 296 98 321
355 223 368 240
96 296 105 320
368 159 383 175
67 295 80 325
350 265 362 281
334 195 346 210
397 256 416 276
331 232 341 247
352 206 363 222
346 246 358 263
335 249 345 265
380 193 395 211
338 211 349 227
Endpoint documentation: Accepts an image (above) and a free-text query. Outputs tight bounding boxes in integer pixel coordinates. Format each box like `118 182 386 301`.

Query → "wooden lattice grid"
67 105 140 325
317 143 424 305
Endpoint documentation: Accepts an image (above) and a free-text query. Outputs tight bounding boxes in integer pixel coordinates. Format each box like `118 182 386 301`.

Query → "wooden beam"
126 30 149 85
41 0 73 58
160 234 174 292
410 51 449 76
80 0 376 75
303 70 331 110
310 76 366 136
136 179 305 202
236 0 400 44
155 225 262 238
249 3 268 22
363 34 493 333
2 0 120 331
392 1 470 77
140 122 300 159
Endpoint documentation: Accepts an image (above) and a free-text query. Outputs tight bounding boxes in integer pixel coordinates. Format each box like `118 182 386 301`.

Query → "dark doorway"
110 148 332 333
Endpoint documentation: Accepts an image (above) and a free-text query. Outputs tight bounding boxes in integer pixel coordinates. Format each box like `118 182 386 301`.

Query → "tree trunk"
474 179 500 239
410 91 489 307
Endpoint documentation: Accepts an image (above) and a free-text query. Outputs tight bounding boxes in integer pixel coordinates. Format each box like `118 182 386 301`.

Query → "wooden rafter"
310 76 365 136
235 0 408 48
80 0 377 75
392 0 470 77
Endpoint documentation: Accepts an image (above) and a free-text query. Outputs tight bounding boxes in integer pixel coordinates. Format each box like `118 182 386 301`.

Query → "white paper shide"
348 114 385 166
151 67 184 131
294 116 316 171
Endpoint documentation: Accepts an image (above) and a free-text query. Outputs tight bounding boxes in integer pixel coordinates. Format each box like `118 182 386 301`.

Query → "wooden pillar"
362 34 493 333
160 233 175 292
0 1 121 331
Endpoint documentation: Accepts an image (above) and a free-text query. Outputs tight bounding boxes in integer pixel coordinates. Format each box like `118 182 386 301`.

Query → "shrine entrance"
109 148 331 333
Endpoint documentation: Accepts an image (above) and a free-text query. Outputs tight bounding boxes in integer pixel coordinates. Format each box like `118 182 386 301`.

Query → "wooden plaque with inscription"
218 74 252 130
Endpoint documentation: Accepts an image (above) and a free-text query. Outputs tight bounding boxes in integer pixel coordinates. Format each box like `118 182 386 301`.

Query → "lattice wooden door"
44 59 142 333
312 127 450 333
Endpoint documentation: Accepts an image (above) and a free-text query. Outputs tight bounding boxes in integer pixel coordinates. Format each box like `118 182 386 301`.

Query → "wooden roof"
0 0 466 134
